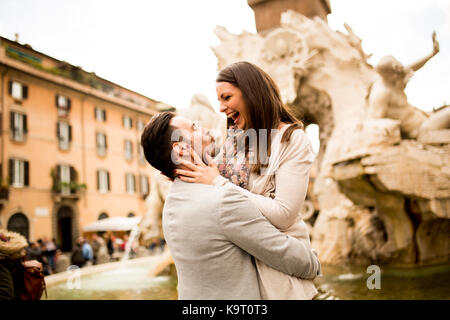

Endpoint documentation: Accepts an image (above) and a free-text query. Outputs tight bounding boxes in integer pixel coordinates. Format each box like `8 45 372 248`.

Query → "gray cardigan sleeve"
219 185 321 280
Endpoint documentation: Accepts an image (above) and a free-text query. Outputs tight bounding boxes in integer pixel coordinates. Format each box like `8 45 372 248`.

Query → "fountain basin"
44 255 178 300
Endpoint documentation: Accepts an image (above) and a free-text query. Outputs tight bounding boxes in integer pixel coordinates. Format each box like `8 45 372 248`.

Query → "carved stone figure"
366 32 439 139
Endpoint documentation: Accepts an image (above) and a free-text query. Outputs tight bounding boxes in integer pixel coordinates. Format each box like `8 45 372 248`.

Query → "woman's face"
216 81 247 129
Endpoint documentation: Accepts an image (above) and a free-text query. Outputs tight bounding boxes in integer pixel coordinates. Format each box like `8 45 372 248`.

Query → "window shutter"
94 107 97 120
56 122 60 139
103 110 106 121
8 81 13 96
107 171 110 191
23 114 28 134
10 111 15 132
56 165 61 185
24 161 29 186
69 124 72 142
96 170 100 190
132 174 136 192
70 166 75 183
67 98 71 110
9 159 14 184
55 95 59 107
104 134 108 149
22 85 28 99
130 118 133 129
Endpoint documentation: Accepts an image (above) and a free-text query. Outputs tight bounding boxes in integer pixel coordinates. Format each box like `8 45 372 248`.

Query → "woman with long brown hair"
175 61 319 299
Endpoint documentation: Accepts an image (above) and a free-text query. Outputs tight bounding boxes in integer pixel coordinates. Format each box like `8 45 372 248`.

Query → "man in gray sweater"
141 112 320 299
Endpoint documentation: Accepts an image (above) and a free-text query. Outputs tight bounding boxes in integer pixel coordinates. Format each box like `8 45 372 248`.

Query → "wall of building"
0 53 157 249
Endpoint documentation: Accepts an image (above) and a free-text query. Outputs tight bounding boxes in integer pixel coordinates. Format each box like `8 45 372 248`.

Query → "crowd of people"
25 237 58 276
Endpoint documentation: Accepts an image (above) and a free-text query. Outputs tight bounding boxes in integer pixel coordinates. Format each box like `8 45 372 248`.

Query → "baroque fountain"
46 0 450 300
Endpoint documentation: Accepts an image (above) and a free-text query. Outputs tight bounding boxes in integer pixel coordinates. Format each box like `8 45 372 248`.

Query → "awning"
83 216 141 232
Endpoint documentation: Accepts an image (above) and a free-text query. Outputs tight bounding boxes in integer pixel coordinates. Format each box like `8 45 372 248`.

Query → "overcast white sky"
1 0 449 151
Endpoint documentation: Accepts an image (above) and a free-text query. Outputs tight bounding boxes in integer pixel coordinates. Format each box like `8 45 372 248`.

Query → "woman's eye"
224 96 231 101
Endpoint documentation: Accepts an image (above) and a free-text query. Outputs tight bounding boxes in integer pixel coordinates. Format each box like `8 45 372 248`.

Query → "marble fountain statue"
140 9 449 269
210 9 449 267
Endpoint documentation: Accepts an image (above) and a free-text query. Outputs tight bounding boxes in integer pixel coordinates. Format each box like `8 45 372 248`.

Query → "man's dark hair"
141 112 176 180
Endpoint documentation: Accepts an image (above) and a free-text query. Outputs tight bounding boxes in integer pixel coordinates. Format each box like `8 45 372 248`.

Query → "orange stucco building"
0 36 172 251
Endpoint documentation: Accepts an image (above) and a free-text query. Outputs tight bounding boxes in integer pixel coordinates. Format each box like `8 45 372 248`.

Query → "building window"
137 119 145 131
56 95 71 117
95 107 106 122
54 164 77 194
138 144 146 164
96 132 107 156
57 121 72 150
124 140 133 161
9 159 29 188
139 175 149 196
60 165 71 195
123 115 132 129
8 81 28 100
10 111 27 141
98 212 109 220
97 169 110 193
125 173 135 194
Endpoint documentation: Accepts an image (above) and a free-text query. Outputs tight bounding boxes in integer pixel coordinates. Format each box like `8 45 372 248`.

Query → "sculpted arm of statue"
140 173 166 242
407 31 439 72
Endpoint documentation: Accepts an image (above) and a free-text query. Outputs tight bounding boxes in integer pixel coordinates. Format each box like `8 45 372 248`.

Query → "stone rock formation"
138 94 226 245
212 10 449 266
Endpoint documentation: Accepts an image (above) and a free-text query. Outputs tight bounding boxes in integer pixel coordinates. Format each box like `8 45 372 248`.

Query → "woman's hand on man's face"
174 147 219 185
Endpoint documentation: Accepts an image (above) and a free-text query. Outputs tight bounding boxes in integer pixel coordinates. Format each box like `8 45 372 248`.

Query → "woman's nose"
219 103 227 113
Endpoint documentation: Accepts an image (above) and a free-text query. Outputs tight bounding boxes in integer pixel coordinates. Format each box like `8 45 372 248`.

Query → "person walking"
80 237 93 266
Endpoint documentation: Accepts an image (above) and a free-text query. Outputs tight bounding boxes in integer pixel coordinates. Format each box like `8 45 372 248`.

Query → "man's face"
169 116 216 163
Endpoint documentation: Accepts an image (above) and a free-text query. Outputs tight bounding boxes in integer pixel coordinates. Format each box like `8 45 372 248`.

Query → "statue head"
190 93 214 112
375 55 412 87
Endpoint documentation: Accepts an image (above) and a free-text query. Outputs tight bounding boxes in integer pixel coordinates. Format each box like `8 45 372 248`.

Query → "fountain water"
121 224 141 262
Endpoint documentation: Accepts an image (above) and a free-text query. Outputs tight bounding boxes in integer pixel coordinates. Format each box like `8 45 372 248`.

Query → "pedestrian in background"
80 237 93 266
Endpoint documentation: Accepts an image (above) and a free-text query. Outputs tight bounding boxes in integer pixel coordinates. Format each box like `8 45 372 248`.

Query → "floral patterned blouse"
216 125 252 190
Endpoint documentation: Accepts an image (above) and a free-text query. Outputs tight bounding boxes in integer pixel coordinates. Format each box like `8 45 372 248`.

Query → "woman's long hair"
216 61 304 174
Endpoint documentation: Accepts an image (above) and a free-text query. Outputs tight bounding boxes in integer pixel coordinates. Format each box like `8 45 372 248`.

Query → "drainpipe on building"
1 70 7 183
80 94 87 209
0 69 8 228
